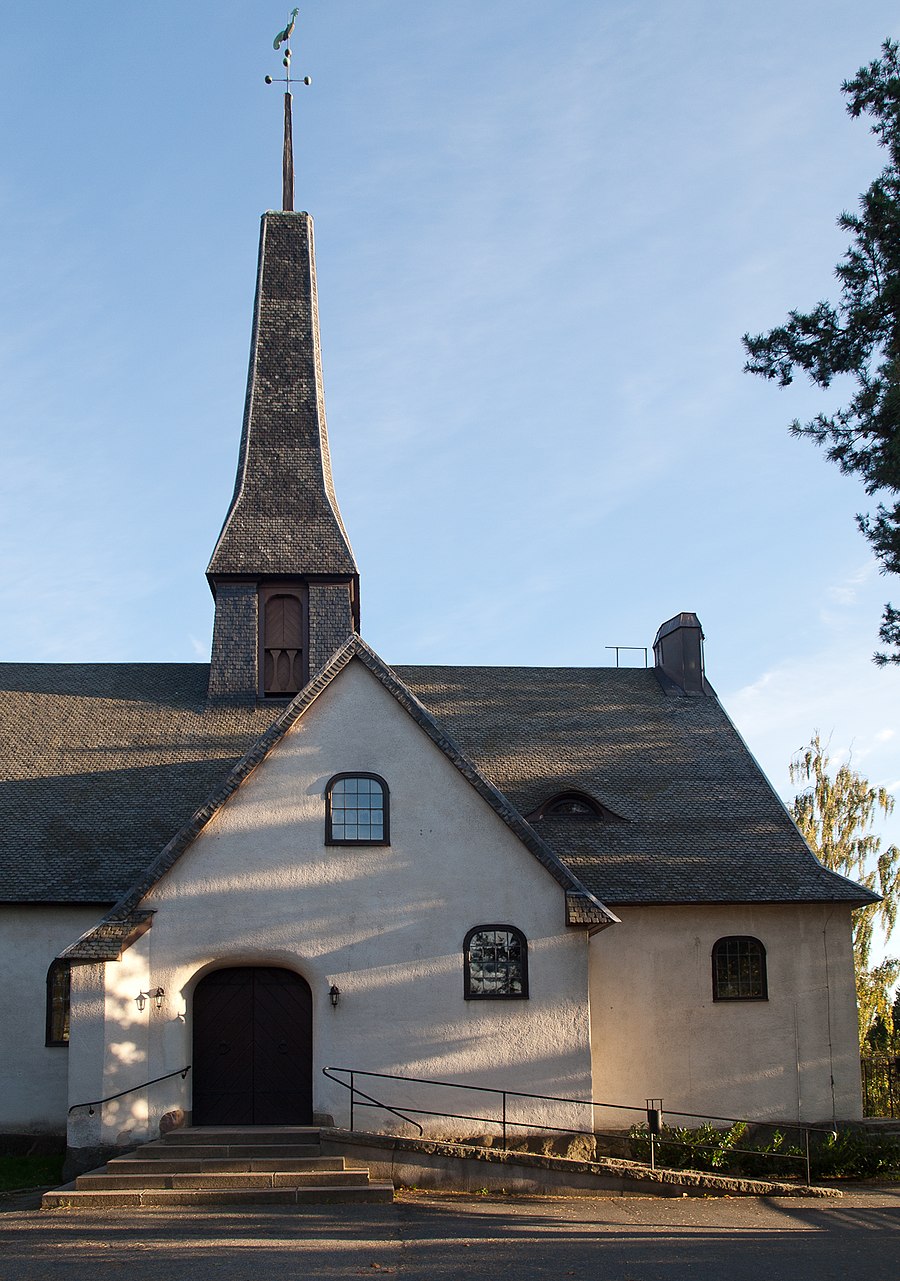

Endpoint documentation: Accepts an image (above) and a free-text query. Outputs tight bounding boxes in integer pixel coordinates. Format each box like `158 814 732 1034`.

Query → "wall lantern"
135 987 165 1013
329 984 341 1009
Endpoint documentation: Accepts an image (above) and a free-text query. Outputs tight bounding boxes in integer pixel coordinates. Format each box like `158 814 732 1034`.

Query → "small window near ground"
46 960 70 1046
464 925 528 999
325 773 389 845
712 936 767 1001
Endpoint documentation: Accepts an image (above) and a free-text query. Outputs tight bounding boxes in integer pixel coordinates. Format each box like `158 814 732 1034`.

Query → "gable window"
261 589 307 697
712 936 768 1001
46 960 70 1047
464 925 528 999
325 773 389 845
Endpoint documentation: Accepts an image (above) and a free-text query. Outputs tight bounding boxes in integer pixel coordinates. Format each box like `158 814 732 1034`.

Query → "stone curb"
321 1129 842 1199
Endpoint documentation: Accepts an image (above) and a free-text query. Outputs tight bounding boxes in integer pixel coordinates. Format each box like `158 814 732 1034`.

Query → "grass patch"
0 1155 65 1193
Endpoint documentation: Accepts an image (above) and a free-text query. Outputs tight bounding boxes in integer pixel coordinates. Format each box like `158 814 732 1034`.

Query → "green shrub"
628 1121 752 1171
627 1122 900 1181
810 1129 900 1179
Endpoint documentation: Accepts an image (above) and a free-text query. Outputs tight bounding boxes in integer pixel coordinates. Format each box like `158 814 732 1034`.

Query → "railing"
68 1066 191 1116
862 1055 900 1118
322 1067 424 1135
323 1065 837 1185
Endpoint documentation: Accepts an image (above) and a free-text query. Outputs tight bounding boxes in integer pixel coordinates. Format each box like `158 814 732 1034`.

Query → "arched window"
46 960 70 1047
712 937 768 1001
325 773 389 845
262 590 307 696
464 926 528 1000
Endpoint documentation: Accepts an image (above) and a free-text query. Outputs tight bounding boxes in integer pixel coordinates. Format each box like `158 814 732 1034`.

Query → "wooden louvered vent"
263 593 306 695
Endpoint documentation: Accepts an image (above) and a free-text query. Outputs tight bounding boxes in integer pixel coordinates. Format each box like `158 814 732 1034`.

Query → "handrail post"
646 1098 663 1173
805 1127 811 1186
502 1091 507 1148
350 1071 355 1132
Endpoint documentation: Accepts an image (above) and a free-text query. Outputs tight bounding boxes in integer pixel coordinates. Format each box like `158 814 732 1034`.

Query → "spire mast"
266 9 311 212
283 84 295 212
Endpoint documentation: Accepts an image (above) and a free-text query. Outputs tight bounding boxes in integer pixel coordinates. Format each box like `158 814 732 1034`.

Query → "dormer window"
260 587 308 697
526 791 622 821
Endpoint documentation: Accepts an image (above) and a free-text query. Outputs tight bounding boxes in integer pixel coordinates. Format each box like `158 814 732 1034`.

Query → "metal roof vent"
653 612 712 696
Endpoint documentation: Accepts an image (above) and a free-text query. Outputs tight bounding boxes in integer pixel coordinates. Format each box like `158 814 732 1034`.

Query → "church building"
0 194 876 1171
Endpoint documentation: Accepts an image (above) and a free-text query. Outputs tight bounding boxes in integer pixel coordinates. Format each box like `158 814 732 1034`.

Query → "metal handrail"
68 1066 191 1116
322 1067 424 1135
323 1065 837 1185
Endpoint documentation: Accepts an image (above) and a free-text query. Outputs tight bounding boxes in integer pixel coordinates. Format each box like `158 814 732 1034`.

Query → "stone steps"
121 1143 323 1160
75 1170 374 1191
106 1156 348 1174
43 1185 393 1209
43 1127 394 1210
158 1132 323 1152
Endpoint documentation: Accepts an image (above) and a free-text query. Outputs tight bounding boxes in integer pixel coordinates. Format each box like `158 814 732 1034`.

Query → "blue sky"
2 3 900 906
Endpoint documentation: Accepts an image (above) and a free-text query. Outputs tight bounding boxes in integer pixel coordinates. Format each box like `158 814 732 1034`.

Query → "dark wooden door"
192 967 313 1125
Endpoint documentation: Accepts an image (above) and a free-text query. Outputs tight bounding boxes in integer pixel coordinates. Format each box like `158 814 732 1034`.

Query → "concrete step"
132 1143 322 1160
76 1170 372 1191
43 1184 395 1209
159 1127 322 1145
106 1156 349 1175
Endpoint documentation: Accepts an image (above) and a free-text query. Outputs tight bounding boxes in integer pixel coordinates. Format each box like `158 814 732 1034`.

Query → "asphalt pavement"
0 1185 897 1280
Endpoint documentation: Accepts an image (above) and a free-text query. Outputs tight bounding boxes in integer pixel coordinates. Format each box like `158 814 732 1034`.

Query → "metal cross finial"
264 9 312 211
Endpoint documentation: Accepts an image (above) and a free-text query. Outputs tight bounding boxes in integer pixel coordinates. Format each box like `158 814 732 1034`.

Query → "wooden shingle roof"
0 654 873 909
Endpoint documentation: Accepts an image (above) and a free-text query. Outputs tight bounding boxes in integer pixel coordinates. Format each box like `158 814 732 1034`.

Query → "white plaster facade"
589 903 861 1126
66 659 594 1156
0 905 100 1135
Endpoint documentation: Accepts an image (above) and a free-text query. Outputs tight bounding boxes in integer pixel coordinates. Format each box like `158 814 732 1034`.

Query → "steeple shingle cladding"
208 211 357 578
206 211 359 702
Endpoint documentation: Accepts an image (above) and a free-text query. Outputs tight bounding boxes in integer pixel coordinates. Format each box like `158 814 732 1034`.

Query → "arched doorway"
192 967 313 1125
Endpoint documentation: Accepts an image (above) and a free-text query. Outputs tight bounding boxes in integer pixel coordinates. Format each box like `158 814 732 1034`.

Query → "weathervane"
265 8 312 211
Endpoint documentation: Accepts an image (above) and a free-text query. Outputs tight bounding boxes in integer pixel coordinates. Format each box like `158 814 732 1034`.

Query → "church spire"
207 211 359 704
207 212 356 581
207 17 357 705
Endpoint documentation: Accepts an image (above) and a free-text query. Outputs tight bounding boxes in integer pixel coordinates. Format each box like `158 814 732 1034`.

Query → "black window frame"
712 936 768 1002
325 772 390 846
46 959 71 1047
463 924 529 1000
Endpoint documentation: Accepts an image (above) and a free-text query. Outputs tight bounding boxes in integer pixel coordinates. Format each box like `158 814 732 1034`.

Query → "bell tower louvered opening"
261 588 308 696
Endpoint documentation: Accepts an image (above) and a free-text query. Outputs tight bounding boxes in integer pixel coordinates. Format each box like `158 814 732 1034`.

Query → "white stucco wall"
74 659 594 1149
66 935 164 1153
0 904 101 1134
589 902 862 1126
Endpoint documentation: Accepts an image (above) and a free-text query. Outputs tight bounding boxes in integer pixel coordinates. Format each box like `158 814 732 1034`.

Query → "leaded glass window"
46 960 70 1047
712 936 767 1001
464 926 528 1000
325 773 389 845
